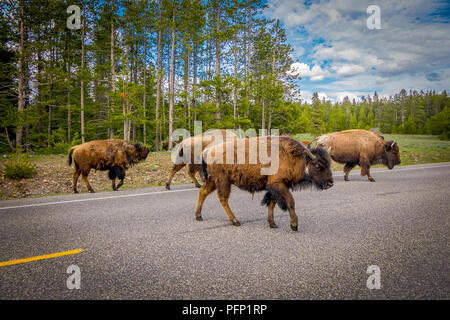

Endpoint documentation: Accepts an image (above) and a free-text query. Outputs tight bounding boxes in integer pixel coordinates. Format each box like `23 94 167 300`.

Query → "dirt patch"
0 152 193 200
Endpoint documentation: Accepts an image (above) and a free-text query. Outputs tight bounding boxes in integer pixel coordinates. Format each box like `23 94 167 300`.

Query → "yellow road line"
0 249 83 267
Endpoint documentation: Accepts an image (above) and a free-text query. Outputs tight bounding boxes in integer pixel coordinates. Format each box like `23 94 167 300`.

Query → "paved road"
0 163 449 299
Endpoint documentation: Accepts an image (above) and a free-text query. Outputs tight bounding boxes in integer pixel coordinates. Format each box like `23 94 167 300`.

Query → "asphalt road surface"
0 163 449 299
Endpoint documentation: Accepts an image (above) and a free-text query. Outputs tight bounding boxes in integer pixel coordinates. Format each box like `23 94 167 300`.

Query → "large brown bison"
165 129 237 190
68 139 149 193
316 129 401 182
194 136 334 231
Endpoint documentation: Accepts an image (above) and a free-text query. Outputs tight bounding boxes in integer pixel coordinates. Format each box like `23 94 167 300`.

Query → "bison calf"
194 136 334 231
317 129 401 182
68 139 149 193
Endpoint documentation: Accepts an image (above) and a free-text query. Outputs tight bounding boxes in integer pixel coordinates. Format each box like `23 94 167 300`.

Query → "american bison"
317 129 401 182
194 136 334 231
68 139 149 193
165 129 237 190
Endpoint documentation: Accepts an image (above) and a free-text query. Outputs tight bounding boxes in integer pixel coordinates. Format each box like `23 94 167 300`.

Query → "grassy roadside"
1 134 449 200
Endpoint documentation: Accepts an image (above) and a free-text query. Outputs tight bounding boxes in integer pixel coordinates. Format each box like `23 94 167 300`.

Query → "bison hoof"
369 178 376 182
165 184 171 190
89 189 95 193
232 221 241 226
344 177 349 181
195 184 201 188
73 190 79 194
196 216 203 221
269 222 278 229
290 225 298 231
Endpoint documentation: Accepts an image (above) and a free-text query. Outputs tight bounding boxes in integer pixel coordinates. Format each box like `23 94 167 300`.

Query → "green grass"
383 134 450 166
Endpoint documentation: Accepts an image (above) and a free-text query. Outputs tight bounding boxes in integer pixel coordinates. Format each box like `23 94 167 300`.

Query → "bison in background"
165 129 237 190
68 140 149 193
194 136 334 231
317 129 401 182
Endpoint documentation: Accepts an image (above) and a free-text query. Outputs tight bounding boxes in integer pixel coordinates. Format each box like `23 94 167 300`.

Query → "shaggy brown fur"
317 129 401 182
194 136 334 231
165 129 237 190
68 139 149 193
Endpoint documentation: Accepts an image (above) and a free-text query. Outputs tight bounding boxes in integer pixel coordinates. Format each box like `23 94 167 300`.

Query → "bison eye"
315 164 322 170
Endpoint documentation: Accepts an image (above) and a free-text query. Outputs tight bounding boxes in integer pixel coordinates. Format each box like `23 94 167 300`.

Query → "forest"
1 0 449 155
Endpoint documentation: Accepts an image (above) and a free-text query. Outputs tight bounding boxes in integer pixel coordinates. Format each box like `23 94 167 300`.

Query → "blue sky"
263 0 450 103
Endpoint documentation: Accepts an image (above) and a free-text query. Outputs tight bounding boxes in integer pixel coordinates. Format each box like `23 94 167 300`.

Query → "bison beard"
108 166 125 180
262 188 288 211
261 173 323 212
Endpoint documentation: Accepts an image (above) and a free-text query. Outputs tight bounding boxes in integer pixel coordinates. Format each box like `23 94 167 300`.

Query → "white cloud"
331 64 365 76
289 62 330 82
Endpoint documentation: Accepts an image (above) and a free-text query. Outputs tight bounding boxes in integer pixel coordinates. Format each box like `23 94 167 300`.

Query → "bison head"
303 147 334 190
126 142 149 164
383 140 401 169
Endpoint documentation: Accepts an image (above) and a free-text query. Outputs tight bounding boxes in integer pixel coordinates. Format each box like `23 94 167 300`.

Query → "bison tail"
67 147 75 166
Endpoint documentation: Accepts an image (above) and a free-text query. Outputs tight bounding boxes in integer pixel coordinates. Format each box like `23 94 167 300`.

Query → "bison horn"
303 148 316 161
391 140 396 147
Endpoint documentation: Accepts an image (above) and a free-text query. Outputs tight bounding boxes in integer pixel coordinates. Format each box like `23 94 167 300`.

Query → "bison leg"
216 182 240 226
81 168 95 193
72 165 81 194
194 180 216 221
343 162 357 181
359 158 375 182
271 183 298 231
165 163 185 190
116 178 125 189
267 200 277 228
188 165 202 188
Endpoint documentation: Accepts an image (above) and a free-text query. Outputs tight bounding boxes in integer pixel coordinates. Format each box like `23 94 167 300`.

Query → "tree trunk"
168 4 176 149
80 0 86 143
109 0 116 139
143 36 147 145
215 4 221 122
67 31 72 142
37 32 42 140
184 48 191 132
155 1 162 151
268 111 272 135
16 2 25 150
233 34 238 121
261 98 265 132
245 5 252 117
123 55 129 141
192 43 197 125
